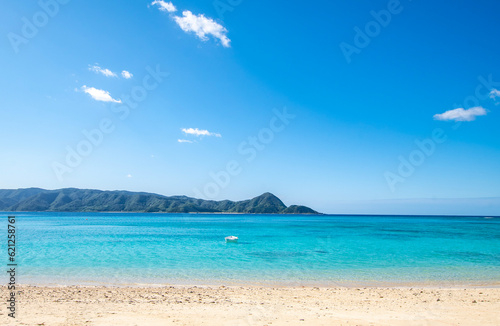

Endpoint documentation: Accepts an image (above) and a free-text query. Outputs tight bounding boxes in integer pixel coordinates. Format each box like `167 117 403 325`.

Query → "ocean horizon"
3 212 499 287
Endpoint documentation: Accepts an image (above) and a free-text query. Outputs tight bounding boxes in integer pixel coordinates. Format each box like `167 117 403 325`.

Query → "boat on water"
225 236 238 242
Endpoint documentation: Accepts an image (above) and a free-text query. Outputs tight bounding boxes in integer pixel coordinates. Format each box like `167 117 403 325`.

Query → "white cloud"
89 65 117 78
151 0 177 12
174 11 230 47
490 88 500 99
81 85 121 103
89 65 133 79
181 128 221 137
121 70 133 79
150 2 230 47
433 106 487 122
178 139 194 143
126 174 133 178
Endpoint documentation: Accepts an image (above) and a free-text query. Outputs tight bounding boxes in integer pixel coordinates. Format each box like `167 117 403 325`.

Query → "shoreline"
3 210 499 217
15 279 500 289
4 284 499 325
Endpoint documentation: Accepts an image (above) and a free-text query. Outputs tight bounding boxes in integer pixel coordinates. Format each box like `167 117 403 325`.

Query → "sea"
2 212 499 287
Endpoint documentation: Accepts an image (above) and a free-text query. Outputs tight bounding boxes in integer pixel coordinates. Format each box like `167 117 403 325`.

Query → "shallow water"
2 212 499 286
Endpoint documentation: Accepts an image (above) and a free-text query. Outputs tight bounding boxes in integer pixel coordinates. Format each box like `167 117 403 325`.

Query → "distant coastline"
0 188 319 214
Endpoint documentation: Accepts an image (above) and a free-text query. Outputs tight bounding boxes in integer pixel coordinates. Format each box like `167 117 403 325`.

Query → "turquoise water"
2 213 499 286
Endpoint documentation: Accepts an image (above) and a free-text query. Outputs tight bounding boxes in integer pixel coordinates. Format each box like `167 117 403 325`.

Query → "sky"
1 0 500 215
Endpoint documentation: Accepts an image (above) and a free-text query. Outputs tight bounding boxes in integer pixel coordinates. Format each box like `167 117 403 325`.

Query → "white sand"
2 285 499 325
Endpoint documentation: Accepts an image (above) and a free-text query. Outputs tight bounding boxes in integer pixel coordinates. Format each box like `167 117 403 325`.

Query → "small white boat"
225 236 238 242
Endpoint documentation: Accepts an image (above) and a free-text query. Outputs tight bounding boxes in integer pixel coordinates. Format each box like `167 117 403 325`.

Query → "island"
0 188 319 214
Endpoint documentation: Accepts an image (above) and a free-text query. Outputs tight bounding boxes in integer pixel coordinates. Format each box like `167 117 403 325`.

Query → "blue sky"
1 0 499 214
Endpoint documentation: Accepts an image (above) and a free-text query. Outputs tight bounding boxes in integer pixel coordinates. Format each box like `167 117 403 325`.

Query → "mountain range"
0 188 319 214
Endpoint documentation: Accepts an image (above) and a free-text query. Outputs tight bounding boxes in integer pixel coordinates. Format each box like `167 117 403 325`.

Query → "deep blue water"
2 213 499 286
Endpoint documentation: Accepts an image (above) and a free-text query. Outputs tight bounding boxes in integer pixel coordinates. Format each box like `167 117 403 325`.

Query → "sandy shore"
1 285 499 325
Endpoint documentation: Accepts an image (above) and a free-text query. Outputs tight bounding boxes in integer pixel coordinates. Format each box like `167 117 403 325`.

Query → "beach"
3 213 499 325
3 285 499 325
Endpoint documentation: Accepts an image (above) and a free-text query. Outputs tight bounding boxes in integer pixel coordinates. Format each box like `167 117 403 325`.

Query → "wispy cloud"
181 128 221 137
126 174 133 178
178 139 195 143
433 106 487 122
151 0 177 12
150 2 230 47
174 11 230 47
81 85 121 103
121 70 133 79
89 64 117 78
490 88 500 99
89 64 133 79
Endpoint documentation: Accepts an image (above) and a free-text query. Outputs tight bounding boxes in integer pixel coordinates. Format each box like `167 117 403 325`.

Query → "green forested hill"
0 188 319 214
